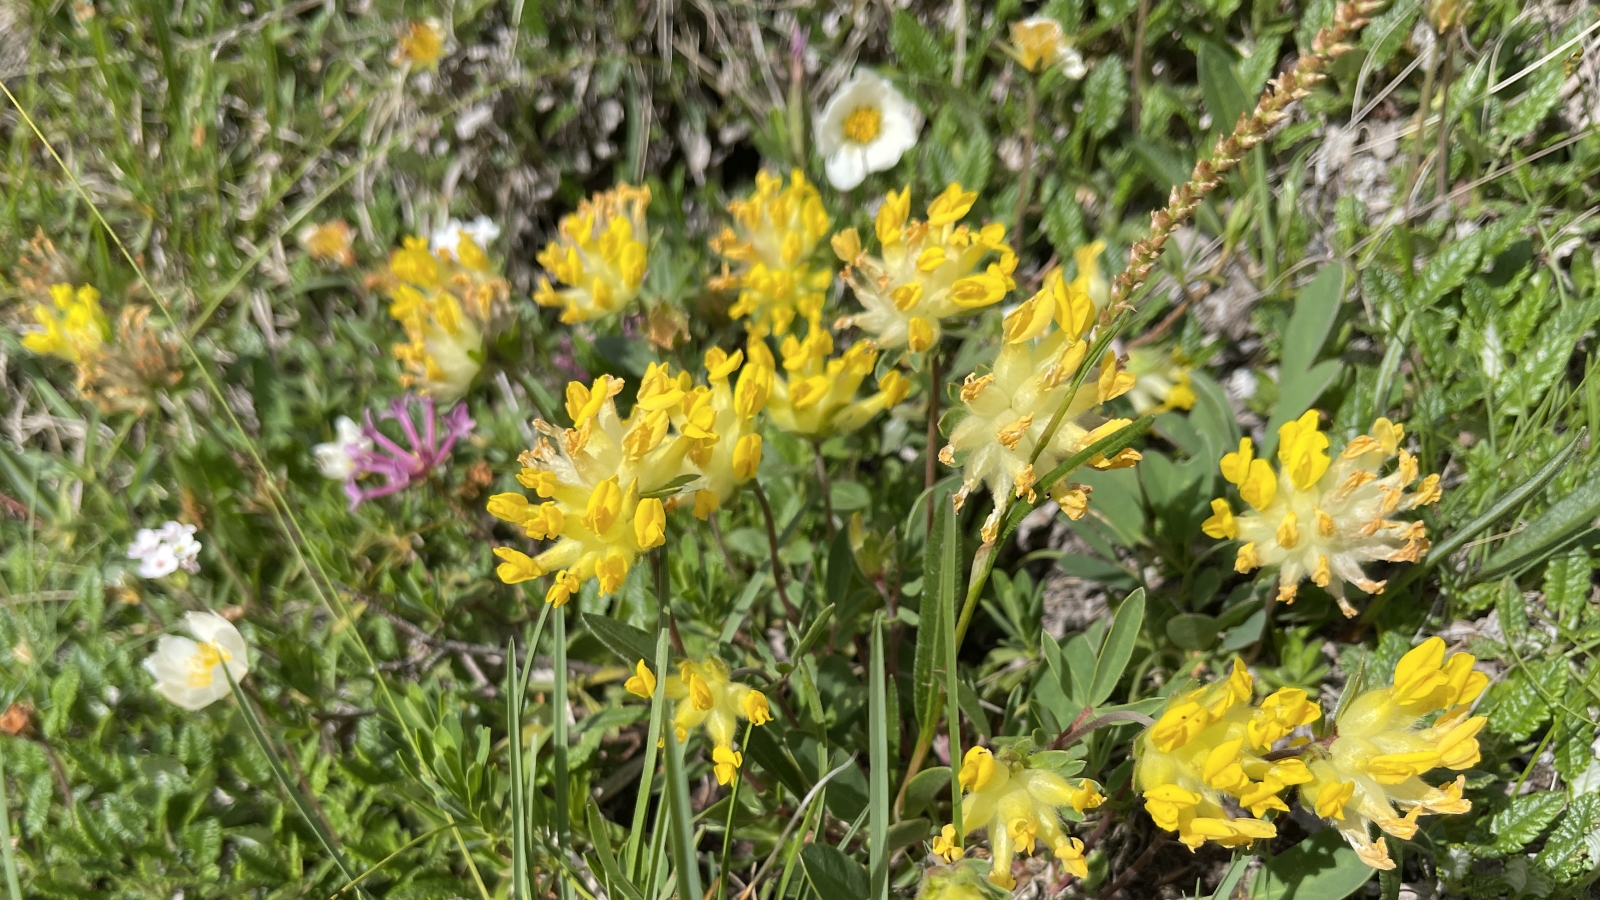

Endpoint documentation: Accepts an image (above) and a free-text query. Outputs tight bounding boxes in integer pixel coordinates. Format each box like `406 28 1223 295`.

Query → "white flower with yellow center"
1299 637 1488 869
709 169 834 337
833 184 1016 352
946 746 1103 889
941 269 1140 542
1009 16 1087 78
1202 413 1442 616
750 327 909 439
815 70 922 191
143 611 250 711
535 184 651 323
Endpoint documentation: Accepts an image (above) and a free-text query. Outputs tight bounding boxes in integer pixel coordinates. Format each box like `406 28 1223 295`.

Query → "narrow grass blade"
588 798 644 900
663 712 705 900
939 494 963 846
553 605 572 900
508 638 531 900
868 612 890 900
627 628 673 880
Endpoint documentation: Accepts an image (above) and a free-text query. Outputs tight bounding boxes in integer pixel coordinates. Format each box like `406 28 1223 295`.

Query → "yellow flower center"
842 106 882 144
187 641 231 689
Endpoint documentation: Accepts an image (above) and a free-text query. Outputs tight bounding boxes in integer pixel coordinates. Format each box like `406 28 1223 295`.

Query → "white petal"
826 147 870 191
864 116 918 173
185 611 240 648
815 70 890 155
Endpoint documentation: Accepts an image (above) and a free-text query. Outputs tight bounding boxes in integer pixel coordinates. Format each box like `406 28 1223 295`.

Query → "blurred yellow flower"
1010 16 1087 77
941 268 1139 542
1123 344 1196 415
710 169 834 337
834 183 1016 352
1202 413 1441 616
950 746 1101 888
751 327 908 439
1299 637 1487 869
377 234 508 401
625 657 771 785
393 20 446 68
535 184 651 323
22 282 108 366
297 220 356 266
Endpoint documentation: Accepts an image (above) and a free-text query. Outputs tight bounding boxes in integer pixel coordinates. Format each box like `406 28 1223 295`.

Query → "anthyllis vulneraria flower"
488 372 692 601
21 282 108 368
1071 241 1111 311
1134 660 1319 850
297 220 356 266
1009 16 1087 78
916 860 1013 900
709 169 834 337
833 184 1016 353
941 268 1139 542
1123 344 1197 415
679 347 774 518
1202 413 1442 616
749 327 909 439
814 70 922 191
624 657 772 784
143 611 249 711
343 394 475 509
393 19 446 68
534 184 651 323
935 745 1102 889
377 232 511 400
1300 637 1487 869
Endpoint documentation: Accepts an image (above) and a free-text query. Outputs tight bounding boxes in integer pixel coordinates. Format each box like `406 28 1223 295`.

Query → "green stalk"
554 605 572 900
627 627 673 880
0 739 25 900
939 499 963 848
719 721 755 900
225 672 365 897
868 613 890 900
509 637 531 900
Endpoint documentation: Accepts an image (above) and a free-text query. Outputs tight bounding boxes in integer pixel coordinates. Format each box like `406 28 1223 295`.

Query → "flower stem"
924 346 941 537
752 482 799 623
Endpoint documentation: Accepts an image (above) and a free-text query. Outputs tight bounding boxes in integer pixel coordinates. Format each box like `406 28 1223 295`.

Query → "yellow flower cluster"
752 327 909 439
625 657 772 784
1202 413 1442 616
1135 660 1320 850
22 283 108 367
490 350 772 600
940 268 1139 543
934 746 1103 889
1123 344 1196 415
710 170 834 338
535 184 651 323
1300 637 1487 869
833 183 1016 352
380 234 509 401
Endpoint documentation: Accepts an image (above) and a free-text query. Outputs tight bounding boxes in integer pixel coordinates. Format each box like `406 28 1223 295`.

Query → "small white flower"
127 521 204 578
313 416 373 480
814 70 921 191
139 546 181 579
143 611 250 711
429 215 501 257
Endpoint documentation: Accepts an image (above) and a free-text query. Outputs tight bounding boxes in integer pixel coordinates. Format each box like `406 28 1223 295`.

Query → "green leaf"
1479 467 1600 580
801 842 870 899
1282 263 1346 376
1063 633 1097 706
1411 233 1481 310
1495 301 1600 416
830 481 872 512
1263 360 1343 457
1081 57 1129 139
638 472 701 499
586 799 644 900
1535 792 1600 880
914 496 949 739
884 819 932 858
890 11 943 79
1542 549 1593 623
1489 791 1565 856
902 766 952 818
1196 42 1249 134
1496 62 1564 142
1089 589 1144 706
1251 827 1375 900
1187 370 1241 460
868 614 890 900
1166 613 1220 651
1482 668 1551 743
581 614 658 668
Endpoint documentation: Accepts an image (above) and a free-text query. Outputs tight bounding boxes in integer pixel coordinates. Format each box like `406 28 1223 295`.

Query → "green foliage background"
1 0 1599 898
